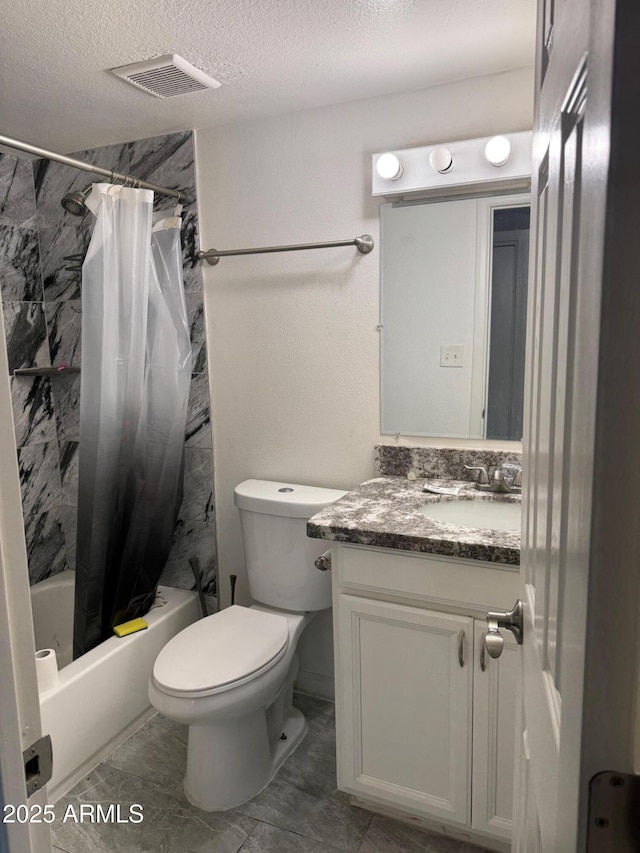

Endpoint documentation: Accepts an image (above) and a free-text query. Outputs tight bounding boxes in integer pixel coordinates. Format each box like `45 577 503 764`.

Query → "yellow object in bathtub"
113 618 148 637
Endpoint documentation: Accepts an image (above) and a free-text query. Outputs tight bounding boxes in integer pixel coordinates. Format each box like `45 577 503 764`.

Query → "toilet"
148 478 346 811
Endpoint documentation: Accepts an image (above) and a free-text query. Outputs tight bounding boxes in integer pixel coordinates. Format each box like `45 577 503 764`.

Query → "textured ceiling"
0 0 536 152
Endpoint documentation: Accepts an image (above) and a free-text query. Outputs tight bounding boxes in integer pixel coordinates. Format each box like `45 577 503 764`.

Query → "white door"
508 0 640 849
336 595 473 826
0 303 52 852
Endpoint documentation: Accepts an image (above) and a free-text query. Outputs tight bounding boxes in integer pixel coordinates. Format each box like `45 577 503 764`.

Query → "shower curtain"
73 185 192 658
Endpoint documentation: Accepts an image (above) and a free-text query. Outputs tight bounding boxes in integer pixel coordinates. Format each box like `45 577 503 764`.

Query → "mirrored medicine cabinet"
380 192 530 441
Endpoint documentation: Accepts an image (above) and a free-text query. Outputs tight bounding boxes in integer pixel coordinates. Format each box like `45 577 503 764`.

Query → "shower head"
61 184 93 216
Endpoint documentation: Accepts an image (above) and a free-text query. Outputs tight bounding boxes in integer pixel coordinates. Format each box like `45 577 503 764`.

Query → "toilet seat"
152 605 289 698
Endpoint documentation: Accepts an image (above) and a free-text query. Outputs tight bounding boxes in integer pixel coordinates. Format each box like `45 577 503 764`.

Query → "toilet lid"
152 605 289 696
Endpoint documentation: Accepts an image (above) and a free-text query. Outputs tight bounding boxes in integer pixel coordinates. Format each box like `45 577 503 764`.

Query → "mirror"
380 193 530 440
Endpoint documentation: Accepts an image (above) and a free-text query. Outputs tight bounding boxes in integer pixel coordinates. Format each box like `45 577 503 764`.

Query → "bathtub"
30 571 199 801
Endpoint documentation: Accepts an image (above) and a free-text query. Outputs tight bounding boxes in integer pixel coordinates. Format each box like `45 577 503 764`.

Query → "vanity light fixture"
484 135 512 167
371 131 532 197
428 147 453 174
376 153 403 181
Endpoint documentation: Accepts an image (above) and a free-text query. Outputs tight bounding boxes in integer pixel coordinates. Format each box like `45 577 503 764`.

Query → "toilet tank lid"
234 479 347 518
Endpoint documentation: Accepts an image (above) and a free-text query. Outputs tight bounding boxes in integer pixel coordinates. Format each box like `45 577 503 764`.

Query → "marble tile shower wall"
0 132 217 597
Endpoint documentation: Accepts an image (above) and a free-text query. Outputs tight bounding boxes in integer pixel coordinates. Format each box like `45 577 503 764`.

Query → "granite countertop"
307 477 521 565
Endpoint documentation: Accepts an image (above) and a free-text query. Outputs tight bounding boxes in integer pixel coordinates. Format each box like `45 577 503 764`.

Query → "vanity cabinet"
332 543 520 850
471 621 519 841
337 595 474 825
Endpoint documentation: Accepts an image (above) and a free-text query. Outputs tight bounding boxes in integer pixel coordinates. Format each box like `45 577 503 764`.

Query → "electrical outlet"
440 345 464 367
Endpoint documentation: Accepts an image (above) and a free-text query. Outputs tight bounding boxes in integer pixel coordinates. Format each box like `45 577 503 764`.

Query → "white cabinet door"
335 594 473 825
471 619 519 841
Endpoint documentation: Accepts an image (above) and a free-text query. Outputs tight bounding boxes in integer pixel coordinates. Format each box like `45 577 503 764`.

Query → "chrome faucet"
464 463 522 494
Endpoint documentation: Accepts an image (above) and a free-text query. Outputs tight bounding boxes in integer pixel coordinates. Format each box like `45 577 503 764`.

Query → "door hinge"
588 771 640 851
23 735 53 797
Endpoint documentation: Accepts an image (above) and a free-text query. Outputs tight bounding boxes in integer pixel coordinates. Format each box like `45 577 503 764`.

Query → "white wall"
195 67 534 694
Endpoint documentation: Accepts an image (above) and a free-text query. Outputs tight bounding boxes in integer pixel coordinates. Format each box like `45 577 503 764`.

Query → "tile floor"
51 694 491 853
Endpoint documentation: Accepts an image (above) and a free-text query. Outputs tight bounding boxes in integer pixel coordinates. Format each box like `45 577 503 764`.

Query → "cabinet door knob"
480 631 488 671
458 629 466 667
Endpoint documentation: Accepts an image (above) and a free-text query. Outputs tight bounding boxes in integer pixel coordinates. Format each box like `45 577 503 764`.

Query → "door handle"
484 619 505 659
483 599 524 660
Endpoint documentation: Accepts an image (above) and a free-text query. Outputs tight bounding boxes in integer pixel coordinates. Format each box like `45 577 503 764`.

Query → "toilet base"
266 705 307 784
183 705 307 812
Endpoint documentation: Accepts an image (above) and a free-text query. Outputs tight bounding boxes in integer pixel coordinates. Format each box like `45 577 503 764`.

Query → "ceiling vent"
110 54 221 98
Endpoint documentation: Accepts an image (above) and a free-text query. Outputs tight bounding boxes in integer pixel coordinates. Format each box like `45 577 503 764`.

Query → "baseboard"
294 669 335 701
350 796 510 853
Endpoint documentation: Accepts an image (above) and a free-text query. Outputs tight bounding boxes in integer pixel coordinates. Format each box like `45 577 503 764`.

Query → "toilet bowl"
149 479 346 811
149 604 312 810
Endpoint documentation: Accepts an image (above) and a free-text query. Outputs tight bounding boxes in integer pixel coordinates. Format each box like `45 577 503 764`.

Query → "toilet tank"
234 479 347 611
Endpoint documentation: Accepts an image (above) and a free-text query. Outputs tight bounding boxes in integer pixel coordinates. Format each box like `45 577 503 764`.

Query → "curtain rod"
0 133 193 204
197 235 374 266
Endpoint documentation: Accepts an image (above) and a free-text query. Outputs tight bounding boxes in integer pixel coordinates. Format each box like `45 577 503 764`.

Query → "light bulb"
485 136 511 167
376 153 403 181
428 147 453 174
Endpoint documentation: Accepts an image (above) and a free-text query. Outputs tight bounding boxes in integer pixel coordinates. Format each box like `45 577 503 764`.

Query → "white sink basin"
417 499 521 532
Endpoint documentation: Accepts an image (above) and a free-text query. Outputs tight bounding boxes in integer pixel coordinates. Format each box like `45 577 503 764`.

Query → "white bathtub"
30 571 199 801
